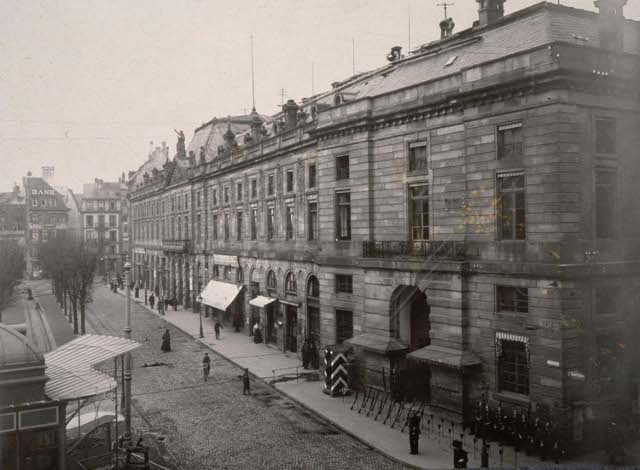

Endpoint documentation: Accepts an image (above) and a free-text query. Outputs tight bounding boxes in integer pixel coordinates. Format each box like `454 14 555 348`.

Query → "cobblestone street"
85 285 407 470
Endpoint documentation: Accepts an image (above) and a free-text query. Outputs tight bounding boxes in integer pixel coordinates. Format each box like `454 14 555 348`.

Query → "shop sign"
567 370 585 381
18 406 58 430
546 360 560 368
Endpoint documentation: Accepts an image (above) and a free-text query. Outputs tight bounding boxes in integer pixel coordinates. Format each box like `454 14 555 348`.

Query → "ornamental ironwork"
362 240 468 261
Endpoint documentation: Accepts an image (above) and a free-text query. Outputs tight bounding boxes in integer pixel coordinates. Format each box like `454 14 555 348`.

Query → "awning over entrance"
407 345 481 370
199 280 243 311
345 333 409 354
44 335 141 401
249 296 277 308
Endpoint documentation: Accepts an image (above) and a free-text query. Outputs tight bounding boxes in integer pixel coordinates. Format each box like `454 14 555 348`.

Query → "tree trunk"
63 289 68 317
80 303 86 335
72 299 78 334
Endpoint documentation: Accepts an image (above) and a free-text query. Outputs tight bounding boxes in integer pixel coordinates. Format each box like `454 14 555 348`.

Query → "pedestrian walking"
134 285 139 298
149 293 155 309
161 329 171 352
202 353 211 381
34 300 42 313
158 294 164 315
453 440 469 468
241 368 251 395
409 412 421 455
214 319 223 340
253 322 262 344
171 296 178 311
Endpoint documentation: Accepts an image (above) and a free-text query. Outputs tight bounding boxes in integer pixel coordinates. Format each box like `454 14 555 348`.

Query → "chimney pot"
476 0 505 27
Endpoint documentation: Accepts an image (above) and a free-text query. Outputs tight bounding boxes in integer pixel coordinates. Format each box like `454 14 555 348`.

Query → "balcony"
161 239 190 253
362 240 468 261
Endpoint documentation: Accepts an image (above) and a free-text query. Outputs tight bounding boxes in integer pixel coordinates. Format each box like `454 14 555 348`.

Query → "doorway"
266 304 277 344
285 305 298 352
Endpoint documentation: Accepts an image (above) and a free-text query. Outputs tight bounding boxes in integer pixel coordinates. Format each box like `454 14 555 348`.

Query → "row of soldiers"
472 396 569 463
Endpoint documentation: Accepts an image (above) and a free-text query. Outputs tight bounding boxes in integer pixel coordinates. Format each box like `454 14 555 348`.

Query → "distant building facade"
0 183 26 246
128 0 640 451
78 176 129 275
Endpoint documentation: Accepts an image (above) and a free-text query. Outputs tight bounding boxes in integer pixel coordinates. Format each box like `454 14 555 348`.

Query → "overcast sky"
1 0 638 193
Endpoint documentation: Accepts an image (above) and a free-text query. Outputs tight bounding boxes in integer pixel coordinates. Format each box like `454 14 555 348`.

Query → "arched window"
266 270 277 294
285 272 297 294
237 267 244 284
224 266 231 280
307 276 319 299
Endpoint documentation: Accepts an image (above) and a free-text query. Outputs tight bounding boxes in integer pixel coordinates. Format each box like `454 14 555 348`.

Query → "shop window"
498 339 529 395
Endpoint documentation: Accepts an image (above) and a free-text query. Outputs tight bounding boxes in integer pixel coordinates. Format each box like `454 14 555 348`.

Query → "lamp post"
197 294 204 338
204 267 209 318
123 258 133 445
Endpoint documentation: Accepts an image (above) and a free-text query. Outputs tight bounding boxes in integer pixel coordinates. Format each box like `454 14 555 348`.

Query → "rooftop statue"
174 129 186 159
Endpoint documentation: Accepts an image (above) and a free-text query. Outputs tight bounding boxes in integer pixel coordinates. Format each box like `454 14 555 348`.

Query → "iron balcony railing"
161 239 190 253
362 240 468 261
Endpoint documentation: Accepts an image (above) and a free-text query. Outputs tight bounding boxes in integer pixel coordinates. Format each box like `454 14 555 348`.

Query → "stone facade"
128 1 640 448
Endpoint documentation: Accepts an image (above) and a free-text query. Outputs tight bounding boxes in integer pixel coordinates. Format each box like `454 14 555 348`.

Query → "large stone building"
0 183 26 246
128 0 640 449
77 176 129 276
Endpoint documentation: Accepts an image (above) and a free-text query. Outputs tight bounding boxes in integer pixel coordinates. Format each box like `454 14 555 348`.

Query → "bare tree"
0 240 25 319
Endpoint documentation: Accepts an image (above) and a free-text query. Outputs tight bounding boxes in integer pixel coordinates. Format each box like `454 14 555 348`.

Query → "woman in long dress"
161 329 171 352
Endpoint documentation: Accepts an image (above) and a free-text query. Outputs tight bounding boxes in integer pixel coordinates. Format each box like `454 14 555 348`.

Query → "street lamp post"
123 258 133 445
197 294 204 338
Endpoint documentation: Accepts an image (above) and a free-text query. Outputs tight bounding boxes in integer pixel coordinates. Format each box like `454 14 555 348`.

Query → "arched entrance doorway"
389 285 431 401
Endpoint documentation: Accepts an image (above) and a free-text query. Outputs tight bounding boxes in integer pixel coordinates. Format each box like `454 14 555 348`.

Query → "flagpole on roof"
251 34 256 112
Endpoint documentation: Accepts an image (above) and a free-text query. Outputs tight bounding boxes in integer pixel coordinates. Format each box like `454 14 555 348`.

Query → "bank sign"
31 189 57 196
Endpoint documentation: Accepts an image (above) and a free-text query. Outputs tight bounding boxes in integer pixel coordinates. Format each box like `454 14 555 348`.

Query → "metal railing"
272 365 302 383
161 239 190 252
362 240 468 261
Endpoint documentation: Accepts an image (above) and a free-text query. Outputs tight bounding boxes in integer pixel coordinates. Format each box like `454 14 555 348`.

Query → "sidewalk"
118 286 637 469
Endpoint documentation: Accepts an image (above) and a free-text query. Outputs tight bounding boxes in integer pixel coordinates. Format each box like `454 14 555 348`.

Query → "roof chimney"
476 0 505 27
595 0 627 51
282 99 300 130
41 166 55 184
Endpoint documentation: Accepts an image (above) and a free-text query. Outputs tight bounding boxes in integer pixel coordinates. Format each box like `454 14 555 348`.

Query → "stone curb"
110 285 422 470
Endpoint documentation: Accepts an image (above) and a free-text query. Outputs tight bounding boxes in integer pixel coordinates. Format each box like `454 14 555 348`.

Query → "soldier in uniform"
453 440 469 468
409 412 421 455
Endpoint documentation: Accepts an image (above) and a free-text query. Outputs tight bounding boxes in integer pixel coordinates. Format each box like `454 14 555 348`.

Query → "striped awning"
45 335 140 401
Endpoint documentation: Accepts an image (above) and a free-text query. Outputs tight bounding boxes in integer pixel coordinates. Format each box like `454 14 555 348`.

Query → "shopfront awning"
345 333 409 354
199 280 243 311
407 345 481 370
249 296 277 308
45 335 141 401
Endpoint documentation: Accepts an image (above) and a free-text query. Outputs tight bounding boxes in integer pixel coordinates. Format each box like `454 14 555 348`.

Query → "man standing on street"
202 353 211 382
149 293 155 310
158 294 164 315
409 412 421 455
214 319 223 340
241 368 251 395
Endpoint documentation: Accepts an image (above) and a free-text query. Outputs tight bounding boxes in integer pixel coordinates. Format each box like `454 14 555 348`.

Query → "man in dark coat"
409 412 421 455
149 293 155 309
172 296 178 311
214 319 223 339
202 353 211 381
453 440 469 468
161 329 171 352
241 368 251 395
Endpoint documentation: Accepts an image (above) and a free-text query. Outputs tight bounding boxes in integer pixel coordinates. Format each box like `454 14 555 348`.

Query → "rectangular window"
409 185 429 241
595 169 616 239
212 214 218 240
32 199 37 206
336 155 350 180
251 179 257 199
496 286 529 313
224 212 229 240
497 173 525 240
597 335 620 393
237 210 243 240
336 309 354 344
86 215 93 228
197 191 201 208
498 340 530 396
251 208 258 240
267 207 275 240
335 274 353 294
109 215 116 227
336 192 351 240
224 186 229 204
268 174 274 196
595 285 621 315
285 205 294 240
595 117 616 154
98 214 105 227
286 170 294 192
110 201 117 210
98 200 105 210
197 214 202 242
309 163 317 188
185 194 189 210
237 183 243 202
212 189 218 206
497 122 524 159
408 141 428 172
308 202 318 241
109 230 117 241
